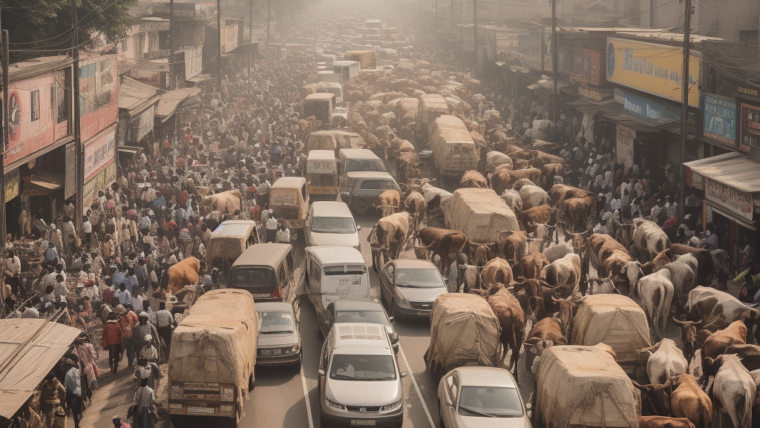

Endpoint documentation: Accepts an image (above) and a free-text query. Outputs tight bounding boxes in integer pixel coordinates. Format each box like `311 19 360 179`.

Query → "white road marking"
399 345 436 428
300 363 316 428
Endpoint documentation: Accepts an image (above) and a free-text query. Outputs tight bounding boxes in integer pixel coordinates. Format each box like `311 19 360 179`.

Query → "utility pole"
435 0 438 31
499 0 502 25
267 0 271 46
0 30 8 246
169 0 175 90
473 0 477 73
217 0 222 92
248 0 253 78
71 0 82 232
450 0 454 28
552 0 558 122
678 0 692 220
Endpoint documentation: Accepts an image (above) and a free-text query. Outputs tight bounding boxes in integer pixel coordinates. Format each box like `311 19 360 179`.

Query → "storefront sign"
614 88 681 123
131 107 155 143
705 178 753 222
84 126 116 181
79 55 118 142
702 94 736 146
4 169 19 203
83 163 116 209
563 48 602 85
616 123 635 169
737 86 760 98
183 46 203 80
739 102 760 153
607 38 700 107
578 84 613 102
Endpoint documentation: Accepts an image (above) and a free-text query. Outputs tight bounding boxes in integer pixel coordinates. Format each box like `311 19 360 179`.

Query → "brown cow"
633 382 672 416
481 258 513 287
490 169 511 196
375 212 411 263
162 257 201 295
418 227 469 277
376 190 401 217
639 416 696 428
670 373 713 428
485 285 525 379
524 317 567 354
549 184 593 205
519 204 554 234
702 320 747 377
726 343 760 371
507 168 541 188
513 278 558 321
403 191 427 237
497 231 528 264
561 195 596 233
539 163 564 187
513 251 549 280
672 318 701 366
552 295 585 338
670 243 707 256
460 170 487 188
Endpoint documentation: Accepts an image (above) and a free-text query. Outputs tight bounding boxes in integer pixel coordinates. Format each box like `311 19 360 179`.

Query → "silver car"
437 367 530 428
305 201 361 250
256 302 301 367
319 323 404 428
379 259 448 319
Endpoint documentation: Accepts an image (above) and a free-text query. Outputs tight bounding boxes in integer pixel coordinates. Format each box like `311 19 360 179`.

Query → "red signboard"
739 102 760 153
79 55 119 142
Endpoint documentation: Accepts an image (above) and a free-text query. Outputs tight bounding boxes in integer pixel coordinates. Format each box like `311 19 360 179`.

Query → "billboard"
563 48 602 86
606 38 700 107
702 94 736 147
739 102 760 153
79 55 119 142
84 125 116 181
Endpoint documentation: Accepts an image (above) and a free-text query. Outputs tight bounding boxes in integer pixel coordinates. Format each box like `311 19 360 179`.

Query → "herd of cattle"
367 172 758 428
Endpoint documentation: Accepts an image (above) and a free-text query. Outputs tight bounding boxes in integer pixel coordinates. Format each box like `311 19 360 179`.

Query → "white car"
437 367 531 428
305 201 361 250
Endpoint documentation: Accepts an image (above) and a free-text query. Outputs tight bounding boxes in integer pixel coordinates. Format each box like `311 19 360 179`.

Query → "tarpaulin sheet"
0 319 81 419
424 293 501 379
535 345 640 428
443 188 519 244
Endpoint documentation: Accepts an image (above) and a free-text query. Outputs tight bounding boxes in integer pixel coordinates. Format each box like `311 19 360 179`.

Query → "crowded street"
2 0 760 428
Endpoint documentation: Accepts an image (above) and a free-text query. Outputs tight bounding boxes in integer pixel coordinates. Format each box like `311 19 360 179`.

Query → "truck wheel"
353 198 370 215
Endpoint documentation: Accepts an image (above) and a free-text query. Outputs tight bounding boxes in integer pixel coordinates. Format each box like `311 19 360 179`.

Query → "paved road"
239 213 535 428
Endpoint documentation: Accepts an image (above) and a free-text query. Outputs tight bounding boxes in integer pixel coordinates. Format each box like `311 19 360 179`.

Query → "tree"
4 0 136 62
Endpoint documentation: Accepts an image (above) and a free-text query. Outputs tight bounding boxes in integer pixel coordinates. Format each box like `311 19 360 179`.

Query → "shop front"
684 152 760 268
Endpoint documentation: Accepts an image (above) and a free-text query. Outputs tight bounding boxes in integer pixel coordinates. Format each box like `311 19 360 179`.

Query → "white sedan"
437 366 531 428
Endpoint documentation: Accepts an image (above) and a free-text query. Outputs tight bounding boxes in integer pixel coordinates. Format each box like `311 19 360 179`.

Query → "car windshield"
335 310 390 326
345 158 385 173
329 354 396 381
458 387 523 417
257 310 294 334
396 268 444 288
311 216 356 234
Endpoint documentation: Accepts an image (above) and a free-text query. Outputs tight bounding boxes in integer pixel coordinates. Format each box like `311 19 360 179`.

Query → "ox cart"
571 294 651 377
532 344 641 428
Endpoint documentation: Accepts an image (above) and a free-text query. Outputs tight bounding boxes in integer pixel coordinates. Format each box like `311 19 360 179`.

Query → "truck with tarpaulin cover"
442 188 519 246
168 289 258 427
429 115 478 181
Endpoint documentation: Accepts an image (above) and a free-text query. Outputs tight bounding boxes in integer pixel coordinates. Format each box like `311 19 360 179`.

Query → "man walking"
155 302 175 354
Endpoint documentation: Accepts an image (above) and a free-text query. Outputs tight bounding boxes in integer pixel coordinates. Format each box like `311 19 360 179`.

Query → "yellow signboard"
606 38 700 107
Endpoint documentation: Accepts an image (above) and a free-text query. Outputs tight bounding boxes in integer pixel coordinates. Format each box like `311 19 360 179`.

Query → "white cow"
711 354 755 428
632 269 674 341
637 338 688 385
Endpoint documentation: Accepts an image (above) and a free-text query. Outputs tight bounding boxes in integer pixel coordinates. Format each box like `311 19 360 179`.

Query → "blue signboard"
614 88 681 123
702 94 737 146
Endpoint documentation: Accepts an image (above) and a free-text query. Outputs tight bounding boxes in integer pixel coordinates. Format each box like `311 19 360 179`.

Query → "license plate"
262 349 282 356
417 311 428 317
187 406 215 415
351 420 376 426
252 293 271 298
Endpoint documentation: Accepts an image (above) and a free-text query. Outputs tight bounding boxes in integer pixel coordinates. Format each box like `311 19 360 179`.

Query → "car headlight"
284 345 300 354
325 398 346 411
380 399 403 412
171 385 183 400
221 387 234 401
394 289 411 308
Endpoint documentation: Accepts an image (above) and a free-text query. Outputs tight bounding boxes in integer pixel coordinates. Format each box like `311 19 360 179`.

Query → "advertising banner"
739 102 760 153
606 38 700 107
563 48 602 85
4 169 19 203
616 123 635 169
84 126 116 181
705 178 753 222
614 88 681 123
702 94 736 146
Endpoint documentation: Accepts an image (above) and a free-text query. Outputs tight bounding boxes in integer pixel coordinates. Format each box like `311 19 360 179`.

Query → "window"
329 354 396 381
360 180 398 190
30 90 40 121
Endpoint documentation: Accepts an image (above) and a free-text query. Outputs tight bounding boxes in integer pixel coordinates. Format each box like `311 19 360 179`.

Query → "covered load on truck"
429 115 478 179
424 293 502 379
345 50 376 69
168 289 258 425
570 294 651 374
442 188 519 244
533 345 641 428
306 130 365 155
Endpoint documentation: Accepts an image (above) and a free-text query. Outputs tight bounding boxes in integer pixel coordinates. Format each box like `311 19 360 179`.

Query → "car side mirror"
318 369 325 376
388 316 395 324
356 225 362 231
400 371 408 378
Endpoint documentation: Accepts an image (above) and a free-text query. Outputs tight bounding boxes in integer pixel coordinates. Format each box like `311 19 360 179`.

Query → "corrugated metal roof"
4 55 72 83
684 152 760 193
615 31 724 43
155 87 202 121
118 77 163 114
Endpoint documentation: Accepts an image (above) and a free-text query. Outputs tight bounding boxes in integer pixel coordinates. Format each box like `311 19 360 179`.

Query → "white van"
305 246 371 329
305 201 360 250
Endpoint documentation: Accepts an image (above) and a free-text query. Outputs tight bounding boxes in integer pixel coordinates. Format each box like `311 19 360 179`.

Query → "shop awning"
155 87 202 123
118 77 163 116
684 152 760 193
187 74 214 84
0 319 82 419
25 173 64 192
